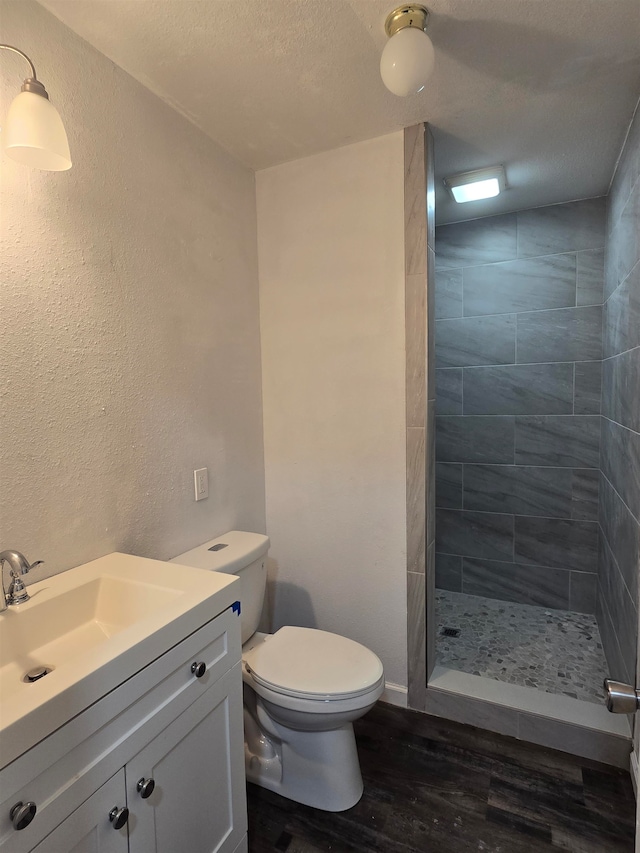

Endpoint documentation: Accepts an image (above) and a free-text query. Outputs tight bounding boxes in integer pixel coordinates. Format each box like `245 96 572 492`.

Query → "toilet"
171 530 384 812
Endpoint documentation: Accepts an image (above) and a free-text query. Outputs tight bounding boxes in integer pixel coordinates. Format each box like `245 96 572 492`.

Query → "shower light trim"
444 165 507 203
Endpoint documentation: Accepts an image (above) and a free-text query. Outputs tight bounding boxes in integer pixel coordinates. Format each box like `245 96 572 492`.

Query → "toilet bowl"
171 531 385 812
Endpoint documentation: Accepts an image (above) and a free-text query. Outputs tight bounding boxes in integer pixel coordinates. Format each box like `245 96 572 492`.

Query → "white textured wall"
0 1 265 580
257 133 407 688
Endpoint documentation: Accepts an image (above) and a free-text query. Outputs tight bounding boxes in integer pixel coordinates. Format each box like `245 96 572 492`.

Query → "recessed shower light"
444 166 507 203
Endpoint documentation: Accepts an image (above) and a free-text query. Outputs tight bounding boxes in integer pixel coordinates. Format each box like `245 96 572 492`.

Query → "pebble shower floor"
436 590 608 704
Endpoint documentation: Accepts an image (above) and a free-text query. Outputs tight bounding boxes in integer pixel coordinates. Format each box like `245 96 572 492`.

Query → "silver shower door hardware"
603 678 640 714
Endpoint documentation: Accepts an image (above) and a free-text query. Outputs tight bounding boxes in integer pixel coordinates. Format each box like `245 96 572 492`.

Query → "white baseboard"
631 750 638 798
381 682 407 708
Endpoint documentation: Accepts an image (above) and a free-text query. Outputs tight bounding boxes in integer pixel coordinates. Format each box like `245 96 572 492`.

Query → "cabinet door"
32 770 128 853
127 663 246 853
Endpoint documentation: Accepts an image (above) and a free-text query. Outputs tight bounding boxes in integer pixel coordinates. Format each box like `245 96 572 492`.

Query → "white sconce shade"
4 90 72 171
380 26 435 97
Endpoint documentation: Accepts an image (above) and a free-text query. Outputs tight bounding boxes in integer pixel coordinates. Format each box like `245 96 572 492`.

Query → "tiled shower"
433 102 639 706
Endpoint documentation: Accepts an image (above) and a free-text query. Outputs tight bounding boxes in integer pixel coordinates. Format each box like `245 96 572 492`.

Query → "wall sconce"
444 166 507 203
0 44 71 171
380 5 434 97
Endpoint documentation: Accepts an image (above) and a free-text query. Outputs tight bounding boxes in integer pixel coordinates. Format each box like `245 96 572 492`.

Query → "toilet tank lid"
170 530 270 573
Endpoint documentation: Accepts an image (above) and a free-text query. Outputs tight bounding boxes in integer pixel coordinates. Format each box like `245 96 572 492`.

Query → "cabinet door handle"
10 801 37 831
137 777 156 798
191 661 206 678
108 806 129 830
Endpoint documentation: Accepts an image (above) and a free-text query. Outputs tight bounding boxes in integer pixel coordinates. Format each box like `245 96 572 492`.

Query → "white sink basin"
0 553 238 768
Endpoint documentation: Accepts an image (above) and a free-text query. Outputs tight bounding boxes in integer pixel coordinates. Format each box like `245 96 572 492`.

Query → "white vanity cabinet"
0 605 247 853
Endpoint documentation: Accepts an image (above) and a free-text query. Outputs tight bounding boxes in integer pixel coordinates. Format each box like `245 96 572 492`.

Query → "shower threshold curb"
425 665 632 769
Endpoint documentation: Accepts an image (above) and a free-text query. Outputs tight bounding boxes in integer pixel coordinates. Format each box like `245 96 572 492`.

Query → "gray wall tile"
598 536 637 683
464 363 574 415
435 553 462 592
574 361 602 415
569 572 598 614
515 416 601 468
435 212 517 269
516 306 602 365
576 248 605 306
463 254 576 317
609 105 640 230
514 516 599 572
598 101 639 685
601 417 640 522
603 261 640 358
597 588 632 684
617 178 640 287
436 462 463 508
599 474 639 602
427 542 436 681
602 349 640 431
427 399 436 546
436 368 463 415
517 198 606 258
435 195 612 619
428 246 436 399
436 416 515 464
436 509 514 560
464 464 573 518
436 314 516 368
435 268 463 319
570 469 599 521
463 557 570 609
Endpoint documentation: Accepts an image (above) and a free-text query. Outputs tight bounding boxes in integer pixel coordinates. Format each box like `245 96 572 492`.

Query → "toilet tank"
170 531 270 644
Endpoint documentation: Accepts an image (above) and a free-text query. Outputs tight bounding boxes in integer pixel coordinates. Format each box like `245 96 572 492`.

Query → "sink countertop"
0 553 238 769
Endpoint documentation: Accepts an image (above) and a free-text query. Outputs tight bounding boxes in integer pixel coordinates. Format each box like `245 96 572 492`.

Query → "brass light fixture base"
384 5 429 38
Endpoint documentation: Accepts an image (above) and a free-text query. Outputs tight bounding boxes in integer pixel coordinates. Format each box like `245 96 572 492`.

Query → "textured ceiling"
40 0 640 223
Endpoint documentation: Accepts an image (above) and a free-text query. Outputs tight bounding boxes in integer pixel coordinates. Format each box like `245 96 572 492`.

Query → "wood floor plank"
246 702 635 852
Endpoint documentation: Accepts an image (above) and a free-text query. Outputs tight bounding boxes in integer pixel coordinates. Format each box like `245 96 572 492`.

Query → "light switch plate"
194 467 209 501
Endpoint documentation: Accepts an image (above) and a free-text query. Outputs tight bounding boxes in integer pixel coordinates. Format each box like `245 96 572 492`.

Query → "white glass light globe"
4 90 72 171
380 26 435 97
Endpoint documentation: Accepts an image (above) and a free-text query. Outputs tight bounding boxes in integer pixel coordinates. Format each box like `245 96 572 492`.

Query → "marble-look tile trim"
407 571 426 706
406 427 426 574
423 686 630 768
404 124 427 276
404 124 436 711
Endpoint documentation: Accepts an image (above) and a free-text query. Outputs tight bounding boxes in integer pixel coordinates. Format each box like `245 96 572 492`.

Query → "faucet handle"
7 573 30 605
28 560 44 572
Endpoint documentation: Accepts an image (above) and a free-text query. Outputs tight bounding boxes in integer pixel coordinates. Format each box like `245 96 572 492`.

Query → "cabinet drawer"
32 770 128 853
0 606 241 852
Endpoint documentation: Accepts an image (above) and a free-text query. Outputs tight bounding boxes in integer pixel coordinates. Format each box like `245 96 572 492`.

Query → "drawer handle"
10 801 37 831
191 661 206 678
109 806 129 830
137 777 156 799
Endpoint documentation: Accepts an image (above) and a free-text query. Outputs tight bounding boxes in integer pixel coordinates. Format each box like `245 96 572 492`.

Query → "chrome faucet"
0 551 43 610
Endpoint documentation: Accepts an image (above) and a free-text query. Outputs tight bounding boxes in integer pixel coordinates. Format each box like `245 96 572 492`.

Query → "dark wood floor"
246 702 635 852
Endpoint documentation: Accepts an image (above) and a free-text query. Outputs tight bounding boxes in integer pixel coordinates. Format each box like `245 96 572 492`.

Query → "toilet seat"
243 626 384 701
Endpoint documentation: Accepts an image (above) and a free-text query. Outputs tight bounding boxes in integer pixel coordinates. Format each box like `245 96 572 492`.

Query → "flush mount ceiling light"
380 5 434 97
444 166 507 204
0 44 71 171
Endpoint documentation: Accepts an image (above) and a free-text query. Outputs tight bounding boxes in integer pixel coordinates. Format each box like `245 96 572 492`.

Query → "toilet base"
245 719 364 812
